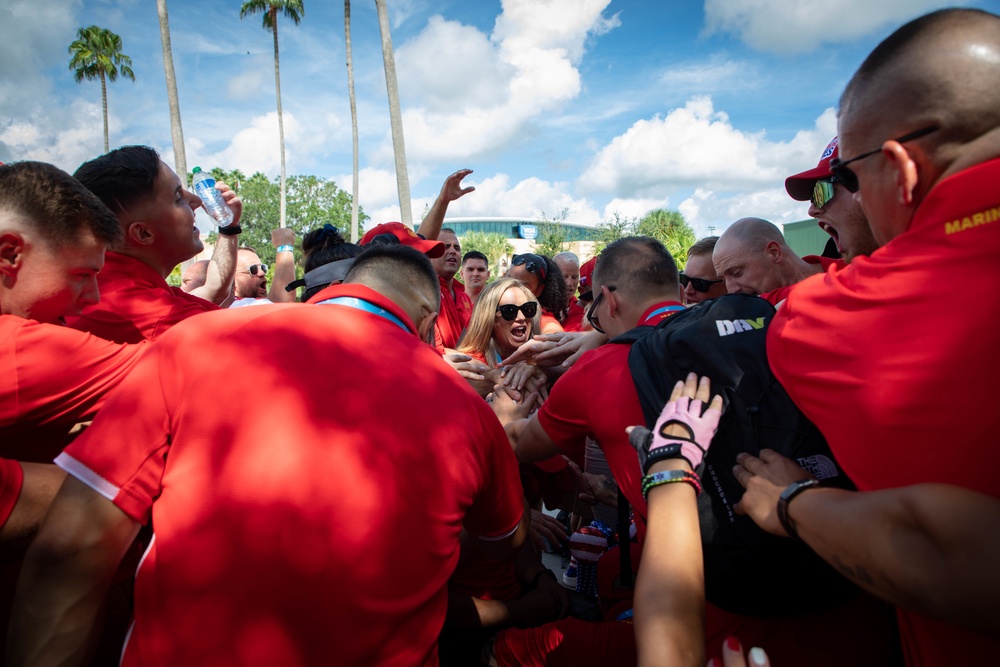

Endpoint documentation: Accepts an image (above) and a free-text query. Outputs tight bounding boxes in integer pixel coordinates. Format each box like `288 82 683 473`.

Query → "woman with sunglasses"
506 253 568 334
458 278 542 369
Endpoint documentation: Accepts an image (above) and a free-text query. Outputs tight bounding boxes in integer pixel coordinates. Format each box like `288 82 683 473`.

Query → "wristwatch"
777 478 822 540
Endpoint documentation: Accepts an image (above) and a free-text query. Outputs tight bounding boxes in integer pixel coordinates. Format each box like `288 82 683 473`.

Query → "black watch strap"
777 478 822 540
217 225 242 236
642 442 686 475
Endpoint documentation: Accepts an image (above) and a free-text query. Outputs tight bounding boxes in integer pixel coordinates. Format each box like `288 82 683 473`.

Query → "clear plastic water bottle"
191 166 234 227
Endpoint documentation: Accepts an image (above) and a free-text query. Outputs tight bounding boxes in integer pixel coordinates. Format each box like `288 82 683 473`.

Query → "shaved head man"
713 217 825 296
735 9 1000 667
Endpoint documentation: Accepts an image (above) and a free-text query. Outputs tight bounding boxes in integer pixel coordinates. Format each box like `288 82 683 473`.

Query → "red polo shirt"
0 315 146 465
768 157 1000 666
435 275 472 350
535 302 685 539
58 283 523 667
562 301 587 332
66 251 218 343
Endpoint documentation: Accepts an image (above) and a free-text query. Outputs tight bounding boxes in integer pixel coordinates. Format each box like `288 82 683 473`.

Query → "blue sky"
2 0 996 237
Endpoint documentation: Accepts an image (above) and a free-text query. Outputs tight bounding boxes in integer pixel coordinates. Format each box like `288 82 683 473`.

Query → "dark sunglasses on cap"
496 302 538 321
829 125 939 193
511 253 547 281
246 263 268 276
678 272 723 293
811 177 837 209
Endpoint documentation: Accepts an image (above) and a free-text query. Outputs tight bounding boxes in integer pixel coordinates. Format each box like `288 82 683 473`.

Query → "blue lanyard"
642 304 686 324
316 297 410 333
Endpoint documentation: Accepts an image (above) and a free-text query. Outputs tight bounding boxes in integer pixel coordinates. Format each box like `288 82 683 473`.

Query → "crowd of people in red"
0 8 998 667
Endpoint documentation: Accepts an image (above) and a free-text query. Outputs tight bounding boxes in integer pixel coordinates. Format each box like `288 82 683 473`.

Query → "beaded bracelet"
641 470 702 501
276 244 294 253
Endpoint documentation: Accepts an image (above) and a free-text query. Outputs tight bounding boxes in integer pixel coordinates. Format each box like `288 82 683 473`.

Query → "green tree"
204 171 365 268
239 0 304 229
592 212 637 254
68 25 136 153
460 231 514 277
637 208 697 265
534 209 570 257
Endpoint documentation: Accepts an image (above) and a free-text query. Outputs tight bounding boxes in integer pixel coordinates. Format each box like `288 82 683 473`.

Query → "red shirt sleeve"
0 317 147 461
535 357 593 462
56 336 174 525
462 401 524 541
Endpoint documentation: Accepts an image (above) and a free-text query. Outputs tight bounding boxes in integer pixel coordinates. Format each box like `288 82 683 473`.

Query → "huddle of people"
0 8 997 667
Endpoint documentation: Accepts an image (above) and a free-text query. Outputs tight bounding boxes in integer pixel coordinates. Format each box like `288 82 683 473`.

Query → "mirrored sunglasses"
811 178 837 209
496 302 538 321
678 272 723 293
247 263 268 276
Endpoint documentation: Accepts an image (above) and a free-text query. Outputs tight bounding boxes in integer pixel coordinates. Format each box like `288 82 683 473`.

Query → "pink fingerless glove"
630 395 723 472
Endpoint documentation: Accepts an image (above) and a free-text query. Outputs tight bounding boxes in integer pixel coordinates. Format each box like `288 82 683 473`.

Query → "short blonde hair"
458 277 540 367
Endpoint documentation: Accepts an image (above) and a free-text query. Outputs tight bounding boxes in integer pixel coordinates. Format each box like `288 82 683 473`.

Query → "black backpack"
612 294 856 616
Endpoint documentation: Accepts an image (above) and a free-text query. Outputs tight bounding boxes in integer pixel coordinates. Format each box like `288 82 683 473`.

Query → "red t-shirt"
760 256 845 305
58 283 524 667
535 302 685 539
768 158 1000 666
562 301 587 332
435 275 472 350
0 458 23 531
0 315 146 463
66 251 218 343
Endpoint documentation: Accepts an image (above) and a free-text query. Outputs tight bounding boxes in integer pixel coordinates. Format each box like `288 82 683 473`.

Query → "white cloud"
378 0 618 166
577 96 837 197
702 0 962 54
678 187 812 237
601 197 671 222
658 57 759 93
363 171 604 229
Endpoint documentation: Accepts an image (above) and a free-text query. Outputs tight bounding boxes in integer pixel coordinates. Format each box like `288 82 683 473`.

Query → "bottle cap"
192 166 202 173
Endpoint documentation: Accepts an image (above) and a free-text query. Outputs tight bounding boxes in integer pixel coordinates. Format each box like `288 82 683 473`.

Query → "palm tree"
637 209 698 264
375 0 412 228
344 0 359 242
239 0 304 229
156 0 187 182
68 25 136 153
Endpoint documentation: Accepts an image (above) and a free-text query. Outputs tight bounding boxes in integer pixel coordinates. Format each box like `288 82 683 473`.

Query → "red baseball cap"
360 222 445 258
579 256 597 288
784 137 839 202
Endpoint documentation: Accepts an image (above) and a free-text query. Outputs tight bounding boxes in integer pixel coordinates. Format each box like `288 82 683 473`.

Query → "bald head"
714 218 797 296
839 9 1000 242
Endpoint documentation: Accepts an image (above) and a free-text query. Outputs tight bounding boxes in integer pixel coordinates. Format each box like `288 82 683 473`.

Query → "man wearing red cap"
362 169 476 350
785 137 878 263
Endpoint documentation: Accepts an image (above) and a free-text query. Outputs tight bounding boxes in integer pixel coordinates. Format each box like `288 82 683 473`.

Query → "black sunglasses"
679 272 723 293
586 286 616 334
496 301 538 321
511 253 547 281
829 125 939 193
246 263 268 276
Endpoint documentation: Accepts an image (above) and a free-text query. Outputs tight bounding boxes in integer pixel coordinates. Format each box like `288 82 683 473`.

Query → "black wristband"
777 478 822 540
529 569 555 589
217 225 242 236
